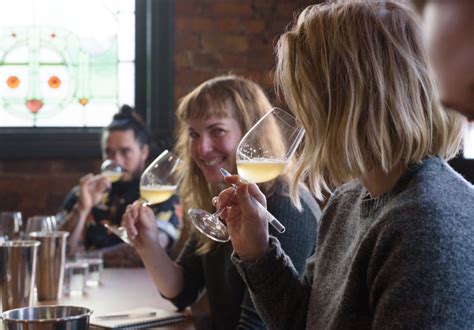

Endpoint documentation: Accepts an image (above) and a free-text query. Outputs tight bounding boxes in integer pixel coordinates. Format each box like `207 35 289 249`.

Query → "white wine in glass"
235 159 286 183
100 160 123 183
140 150 180 205
236 107 304 183
103 150 180 246
140 185 177 205
188 107 305 242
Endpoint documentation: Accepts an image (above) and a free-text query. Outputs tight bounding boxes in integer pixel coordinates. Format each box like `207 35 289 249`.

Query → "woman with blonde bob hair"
123 75 320 329
218 1 474 329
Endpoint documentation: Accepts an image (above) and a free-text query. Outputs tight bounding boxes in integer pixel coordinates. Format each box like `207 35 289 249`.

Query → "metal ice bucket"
1 305 92 330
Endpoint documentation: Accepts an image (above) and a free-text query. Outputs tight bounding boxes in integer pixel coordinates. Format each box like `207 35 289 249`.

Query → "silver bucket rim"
1 305 92 324
0 240 41 248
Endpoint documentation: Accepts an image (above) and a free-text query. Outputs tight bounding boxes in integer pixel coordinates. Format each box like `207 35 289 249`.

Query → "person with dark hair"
60 105 181 266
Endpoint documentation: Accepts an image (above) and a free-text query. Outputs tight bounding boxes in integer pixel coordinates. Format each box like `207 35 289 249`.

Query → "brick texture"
174 0 316 100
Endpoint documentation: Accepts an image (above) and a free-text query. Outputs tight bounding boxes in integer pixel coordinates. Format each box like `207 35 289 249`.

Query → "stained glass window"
0 0 134 127
465 123 474 159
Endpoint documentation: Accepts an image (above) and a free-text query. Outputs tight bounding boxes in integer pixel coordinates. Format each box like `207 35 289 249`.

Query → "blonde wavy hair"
276 0 465 202
175 75 283 254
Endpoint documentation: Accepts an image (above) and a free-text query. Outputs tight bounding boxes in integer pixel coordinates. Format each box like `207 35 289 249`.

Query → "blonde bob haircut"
276 0 465 201
175 75 280 254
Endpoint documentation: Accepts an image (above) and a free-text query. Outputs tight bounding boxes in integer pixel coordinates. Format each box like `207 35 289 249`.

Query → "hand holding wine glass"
105 150 180 245
78 173 110 213
218 176 273 261
122 201 161 251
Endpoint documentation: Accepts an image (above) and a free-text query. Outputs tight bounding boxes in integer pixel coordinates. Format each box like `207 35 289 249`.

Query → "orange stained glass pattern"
48 76 61 88
7 76 20 88
79 98 89 106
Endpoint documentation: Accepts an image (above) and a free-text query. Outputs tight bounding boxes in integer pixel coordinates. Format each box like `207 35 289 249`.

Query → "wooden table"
37 268 194 329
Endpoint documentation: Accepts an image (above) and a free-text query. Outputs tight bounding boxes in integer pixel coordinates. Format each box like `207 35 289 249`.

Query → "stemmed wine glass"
139 150 180 205
104 150 180 245
100 159 123 183
0 211 23 242
188 107 305 242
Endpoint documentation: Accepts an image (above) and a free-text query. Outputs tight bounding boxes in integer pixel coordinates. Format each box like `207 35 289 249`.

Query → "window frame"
0 0 174 159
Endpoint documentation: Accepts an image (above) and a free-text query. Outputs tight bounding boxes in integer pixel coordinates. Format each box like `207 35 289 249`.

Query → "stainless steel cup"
0 240 41 312
1 305 92 329
28 231 69 301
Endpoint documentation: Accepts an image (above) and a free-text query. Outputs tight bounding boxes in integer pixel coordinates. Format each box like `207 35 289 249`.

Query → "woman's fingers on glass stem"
217 188 234 207
224 175 240 186
217 206 230 219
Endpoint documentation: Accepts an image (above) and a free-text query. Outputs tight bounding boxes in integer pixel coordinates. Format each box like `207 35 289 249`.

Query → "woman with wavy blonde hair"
218 1 474 329
123 75 320 329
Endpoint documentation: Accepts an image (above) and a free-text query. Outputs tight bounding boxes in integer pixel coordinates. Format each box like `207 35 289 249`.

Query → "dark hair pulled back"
104 105 149 147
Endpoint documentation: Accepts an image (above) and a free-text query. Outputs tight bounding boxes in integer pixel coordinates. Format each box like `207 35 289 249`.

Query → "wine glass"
104 150 180 245
0 211 22 242
140 149 180 205
25 215 57 236
188 107 305 242
100 159 123 183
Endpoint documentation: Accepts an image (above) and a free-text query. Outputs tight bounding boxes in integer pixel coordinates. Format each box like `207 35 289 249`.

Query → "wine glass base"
188 208 230 243
103 224 133 246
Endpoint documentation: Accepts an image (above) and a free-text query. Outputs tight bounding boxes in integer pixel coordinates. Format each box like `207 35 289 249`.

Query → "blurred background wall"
0 0 316 218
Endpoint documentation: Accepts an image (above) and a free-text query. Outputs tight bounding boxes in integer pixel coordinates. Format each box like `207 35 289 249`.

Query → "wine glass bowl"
188 107 304 242
100 160 123 183
236 108 304 183
139 150 180 205
25 215 56 236
0 211 23 241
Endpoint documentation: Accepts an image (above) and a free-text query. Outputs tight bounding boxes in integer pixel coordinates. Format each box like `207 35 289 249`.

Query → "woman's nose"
197 136 213 154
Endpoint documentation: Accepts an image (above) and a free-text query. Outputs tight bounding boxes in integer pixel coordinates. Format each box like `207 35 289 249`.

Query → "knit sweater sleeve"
233 187 319 329
366 201 474 328
232 237 313 330
231 185 320 330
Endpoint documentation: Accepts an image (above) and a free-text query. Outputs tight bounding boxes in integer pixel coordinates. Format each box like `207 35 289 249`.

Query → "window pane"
0 0 135 127
464 123 474 159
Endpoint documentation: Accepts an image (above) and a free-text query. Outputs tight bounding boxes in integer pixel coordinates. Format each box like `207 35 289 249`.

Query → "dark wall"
0 159 100 218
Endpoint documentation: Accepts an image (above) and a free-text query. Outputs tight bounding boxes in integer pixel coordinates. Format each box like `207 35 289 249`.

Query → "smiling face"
187 114 243 185
423 2 474 121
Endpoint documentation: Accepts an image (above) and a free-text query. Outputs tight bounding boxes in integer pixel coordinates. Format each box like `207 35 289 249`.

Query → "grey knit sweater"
233 157 474 329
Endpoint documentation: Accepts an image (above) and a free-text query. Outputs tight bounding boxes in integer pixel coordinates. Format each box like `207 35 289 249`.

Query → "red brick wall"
0 0 316 218
174 0 315 101
0 159 100 219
